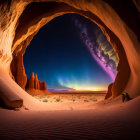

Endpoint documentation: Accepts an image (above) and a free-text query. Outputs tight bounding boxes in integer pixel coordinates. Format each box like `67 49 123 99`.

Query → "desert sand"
32 91 106 111
0 97 140 139
0 88 140 139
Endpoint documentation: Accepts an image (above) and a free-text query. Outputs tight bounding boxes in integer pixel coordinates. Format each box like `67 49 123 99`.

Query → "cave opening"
21 13 118 102
10 1 131 102
0 0 134 110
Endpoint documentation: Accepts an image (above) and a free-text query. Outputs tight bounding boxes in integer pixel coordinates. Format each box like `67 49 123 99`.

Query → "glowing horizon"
56 76 108 91
67 86 107 91
48 85 107 91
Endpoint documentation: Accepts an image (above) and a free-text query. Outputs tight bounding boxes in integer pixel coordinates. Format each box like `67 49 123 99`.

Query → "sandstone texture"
27 72 47 90
28 72 35 89
10 54 27 89
105 83 113 99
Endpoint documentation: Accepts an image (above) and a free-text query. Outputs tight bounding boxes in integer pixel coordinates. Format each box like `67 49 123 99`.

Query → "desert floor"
33 91 105 110
0 91 140 139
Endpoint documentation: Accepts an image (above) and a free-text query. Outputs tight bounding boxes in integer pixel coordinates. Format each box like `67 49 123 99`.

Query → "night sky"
23 14 118 91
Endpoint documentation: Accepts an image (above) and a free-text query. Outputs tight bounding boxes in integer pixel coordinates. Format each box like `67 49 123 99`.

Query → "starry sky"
23 13 118 91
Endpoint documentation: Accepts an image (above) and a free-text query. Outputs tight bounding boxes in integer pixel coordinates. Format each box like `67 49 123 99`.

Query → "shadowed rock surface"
27 72 47 90
0 75 23 109
105 83 113 99
11 54 27 89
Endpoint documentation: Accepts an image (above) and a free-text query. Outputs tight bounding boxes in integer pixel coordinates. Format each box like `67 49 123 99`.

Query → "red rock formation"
34 74 40 89
11 53 47 92
43 81 47 90
11 53 47 91
40 81 47 90
16 54 27 89
105 83 113 99
10 54 27 89
28 72 35 89
27 72 47 90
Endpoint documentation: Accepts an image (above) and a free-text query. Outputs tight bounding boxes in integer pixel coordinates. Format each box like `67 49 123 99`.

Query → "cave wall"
11 53 27 89
0 0 140 106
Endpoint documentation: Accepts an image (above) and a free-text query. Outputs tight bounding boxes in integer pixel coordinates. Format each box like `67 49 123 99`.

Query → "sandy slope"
0 96 140 139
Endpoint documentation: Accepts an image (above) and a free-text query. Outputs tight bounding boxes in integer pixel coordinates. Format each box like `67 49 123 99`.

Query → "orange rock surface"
105 83 113 99
10 54 27 89
27 72 47 90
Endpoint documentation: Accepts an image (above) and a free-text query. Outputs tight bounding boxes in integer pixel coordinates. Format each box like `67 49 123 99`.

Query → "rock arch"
0 0 140 109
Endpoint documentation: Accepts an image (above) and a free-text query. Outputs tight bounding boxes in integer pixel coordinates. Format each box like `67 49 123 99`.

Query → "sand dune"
0 96 140 139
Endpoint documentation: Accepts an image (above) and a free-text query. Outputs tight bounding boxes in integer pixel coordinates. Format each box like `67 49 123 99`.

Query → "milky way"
73 18 118 81
24 13 118 91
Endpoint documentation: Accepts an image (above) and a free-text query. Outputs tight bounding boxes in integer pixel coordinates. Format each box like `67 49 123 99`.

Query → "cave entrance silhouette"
11 1 132 103
22 13 117 95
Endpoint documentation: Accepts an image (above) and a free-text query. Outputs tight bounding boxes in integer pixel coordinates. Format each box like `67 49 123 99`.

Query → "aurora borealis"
23 14 118 91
